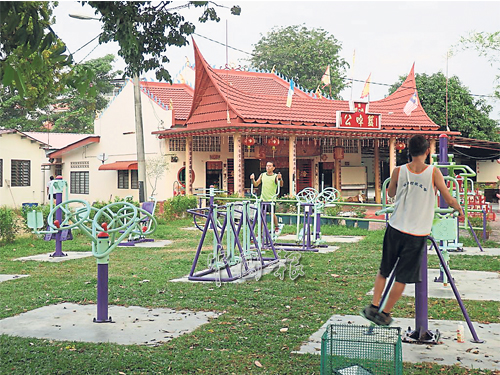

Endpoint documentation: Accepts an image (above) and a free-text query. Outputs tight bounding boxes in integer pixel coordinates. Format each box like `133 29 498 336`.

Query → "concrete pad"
0 302 219 346
0 274 30 283
170 258 299 284
278 234 364 243
316 246 340 254
13 252 93 263
367 269 500 301
182 227 200 231
295 314 500 371
460 247 500 256
118 240 173 248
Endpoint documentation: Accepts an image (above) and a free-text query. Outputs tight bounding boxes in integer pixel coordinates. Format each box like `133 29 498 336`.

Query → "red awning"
98 161 138 170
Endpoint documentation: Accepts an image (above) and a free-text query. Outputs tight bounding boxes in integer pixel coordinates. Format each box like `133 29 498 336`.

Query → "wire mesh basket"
321 323 403 375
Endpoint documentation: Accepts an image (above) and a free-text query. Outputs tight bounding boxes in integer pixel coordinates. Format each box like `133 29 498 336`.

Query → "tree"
388 72 500 141
455 31 500 100
249 25 349 97
0 54 120 133
1 1 240 106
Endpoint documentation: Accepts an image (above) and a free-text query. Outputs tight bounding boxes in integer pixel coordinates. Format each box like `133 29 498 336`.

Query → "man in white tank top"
362 135 463 326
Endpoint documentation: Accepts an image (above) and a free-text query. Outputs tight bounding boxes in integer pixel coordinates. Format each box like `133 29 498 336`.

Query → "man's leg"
382 281 405 314
371 271 386 307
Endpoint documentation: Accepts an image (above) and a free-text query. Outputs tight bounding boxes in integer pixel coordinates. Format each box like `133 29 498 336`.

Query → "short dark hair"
408 135 429 157
266 161 275 167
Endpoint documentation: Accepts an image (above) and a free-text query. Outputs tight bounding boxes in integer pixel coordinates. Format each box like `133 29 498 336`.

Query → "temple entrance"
319 162 334 191
297 159 313 192
206 161 222 190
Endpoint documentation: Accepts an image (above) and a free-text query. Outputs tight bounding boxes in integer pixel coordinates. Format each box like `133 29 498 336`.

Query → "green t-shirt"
260 173 278 201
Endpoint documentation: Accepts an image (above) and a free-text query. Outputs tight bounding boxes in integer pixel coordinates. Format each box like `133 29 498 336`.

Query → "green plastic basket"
321 323 403 375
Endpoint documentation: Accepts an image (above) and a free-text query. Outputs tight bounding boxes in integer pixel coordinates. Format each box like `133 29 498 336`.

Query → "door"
297 159 313 192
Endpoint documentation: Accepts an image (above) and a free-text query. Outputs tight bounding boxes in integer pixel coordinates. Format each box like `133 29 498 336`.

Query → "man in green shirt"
250 161 284 235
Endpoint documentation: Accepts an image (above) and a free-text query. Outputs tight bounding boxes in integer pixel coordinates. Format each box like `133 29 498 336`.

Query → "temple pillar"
389 137 396 175
233 133 244 197
374 139 381 204
185 136 193 195
289 135 297 197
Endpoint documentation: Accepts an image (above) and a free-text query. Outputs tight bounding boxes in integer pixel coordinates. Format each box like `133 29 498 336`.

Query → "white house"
47 78 194 203
0 130 49 208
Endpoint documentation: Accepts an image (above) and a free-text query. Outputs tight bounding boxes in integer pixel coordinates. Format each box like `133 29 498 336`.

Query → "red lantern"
267 137 280 157
242 136 256 156
396 141 406 153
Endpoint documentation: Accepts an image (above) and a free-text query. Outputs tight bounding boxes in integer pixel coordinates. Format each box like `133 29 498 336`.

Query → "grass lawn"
1 218 499 374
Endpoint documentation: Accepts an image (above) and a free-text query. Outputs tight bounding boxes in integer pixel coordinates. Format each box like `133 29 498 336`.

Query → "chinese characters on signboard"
336 111 381 130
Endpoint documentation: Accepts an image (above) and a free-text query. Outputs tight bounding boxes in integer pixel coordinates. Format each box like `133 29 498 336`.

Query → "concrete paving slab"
13 252 93 263
0 274 30 283
118 240 173 248
459 247 500 256
182 227 200 231
367 269 500 301
0 302 219 346
295 314 500 371
278 234 364 243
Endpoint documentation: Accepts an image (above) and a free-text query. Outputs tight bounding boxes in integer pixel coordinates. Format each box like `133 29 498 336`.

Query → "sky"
52 1 500 120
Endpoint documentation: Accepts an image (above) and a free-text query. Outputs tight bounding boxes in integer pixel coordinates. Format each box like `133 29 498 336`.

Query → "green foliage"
388 72 500 141
249 25 349 96
0 206 18 244
0 2 92 99
86 1 240 80
275 195 297 213
162 195 197 220
0 54 119 133
19 204 51 230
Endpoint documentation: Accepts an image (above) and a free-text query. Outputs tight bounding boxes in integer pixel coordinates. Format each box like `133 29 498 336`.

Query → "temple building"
153 40 460 203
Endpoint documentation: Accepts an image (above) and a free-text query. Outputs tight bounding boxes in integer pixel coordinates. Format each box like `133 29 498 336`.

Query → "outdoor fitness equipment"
119 197 158 246
273 186 340 252
375 178 483 344
43 176 73 257
432 134 484 252
28 200 156 323
187 186 279 283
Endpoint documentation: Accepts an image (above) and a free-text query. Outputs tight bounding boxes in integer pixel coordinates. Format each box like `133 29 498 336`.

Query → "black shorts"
380 225 428 284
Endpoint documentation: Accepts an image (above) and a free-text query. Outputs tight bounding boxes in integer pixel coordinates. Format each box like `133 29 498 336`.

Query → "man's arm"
387 167 400 198
251 173 262 187
433 168 464 216
276 172 283 187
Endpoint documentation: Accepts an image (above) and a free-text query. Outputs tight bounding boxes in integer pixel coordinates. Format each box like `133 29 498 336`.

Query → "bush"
162 195 197 220
0 206 18 244
19 204 51 230
276 194 297 213
91 196 141 225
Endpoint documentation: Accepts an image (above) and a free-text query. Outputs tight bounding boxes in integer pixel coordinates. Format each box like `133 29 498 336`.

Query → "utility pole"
133 73 147 202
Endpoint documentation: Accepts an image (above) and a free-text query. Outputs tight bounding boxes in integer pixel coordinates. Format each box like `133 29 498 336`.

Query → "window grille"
229 136 234 153
118 170 129 189
70 161 89 169
131 170 139 189
342 139 359 154
55 164 62 177
70 171 89 194
11 160 30 186
193 136 220 152
321 144 335 154
169 138 186 151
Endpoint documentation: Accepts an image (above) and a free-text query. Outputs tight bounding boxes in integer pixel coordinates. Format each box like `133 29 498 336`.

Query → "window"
0 159 2 187
11 160 30 186
342 139 359 154
131 170 139 189
169 139 186 151
193 136 221 152
118 170 129 189
70 161 89 169
70 171 89 194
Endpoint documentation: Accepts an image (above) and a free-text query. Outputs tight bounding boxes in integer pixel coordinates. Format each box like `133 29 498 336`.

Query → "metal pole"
133 73 147 202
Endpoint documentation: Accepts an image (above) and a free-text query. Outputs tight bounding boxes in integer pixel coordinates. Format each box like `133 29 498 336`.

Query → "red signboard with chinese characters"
336 111 381 130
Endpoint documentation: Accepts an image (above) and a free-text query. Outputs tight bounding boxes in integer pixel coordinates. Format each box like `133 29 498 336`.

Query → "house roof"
0 129 49 147
24 132 92 149
139 81 194 121
48 136 100 158
154 38 448 139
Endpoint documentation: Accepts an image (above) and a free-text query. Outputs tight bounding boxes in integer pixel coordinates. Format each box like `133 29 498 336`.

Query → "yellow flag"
360 73 371 99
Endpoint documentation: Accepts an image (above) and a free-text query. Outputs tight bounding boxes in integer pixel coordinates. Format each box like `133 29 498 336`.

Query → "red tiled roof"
24 132 92 149
154 39 447 138
140 82 194 121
